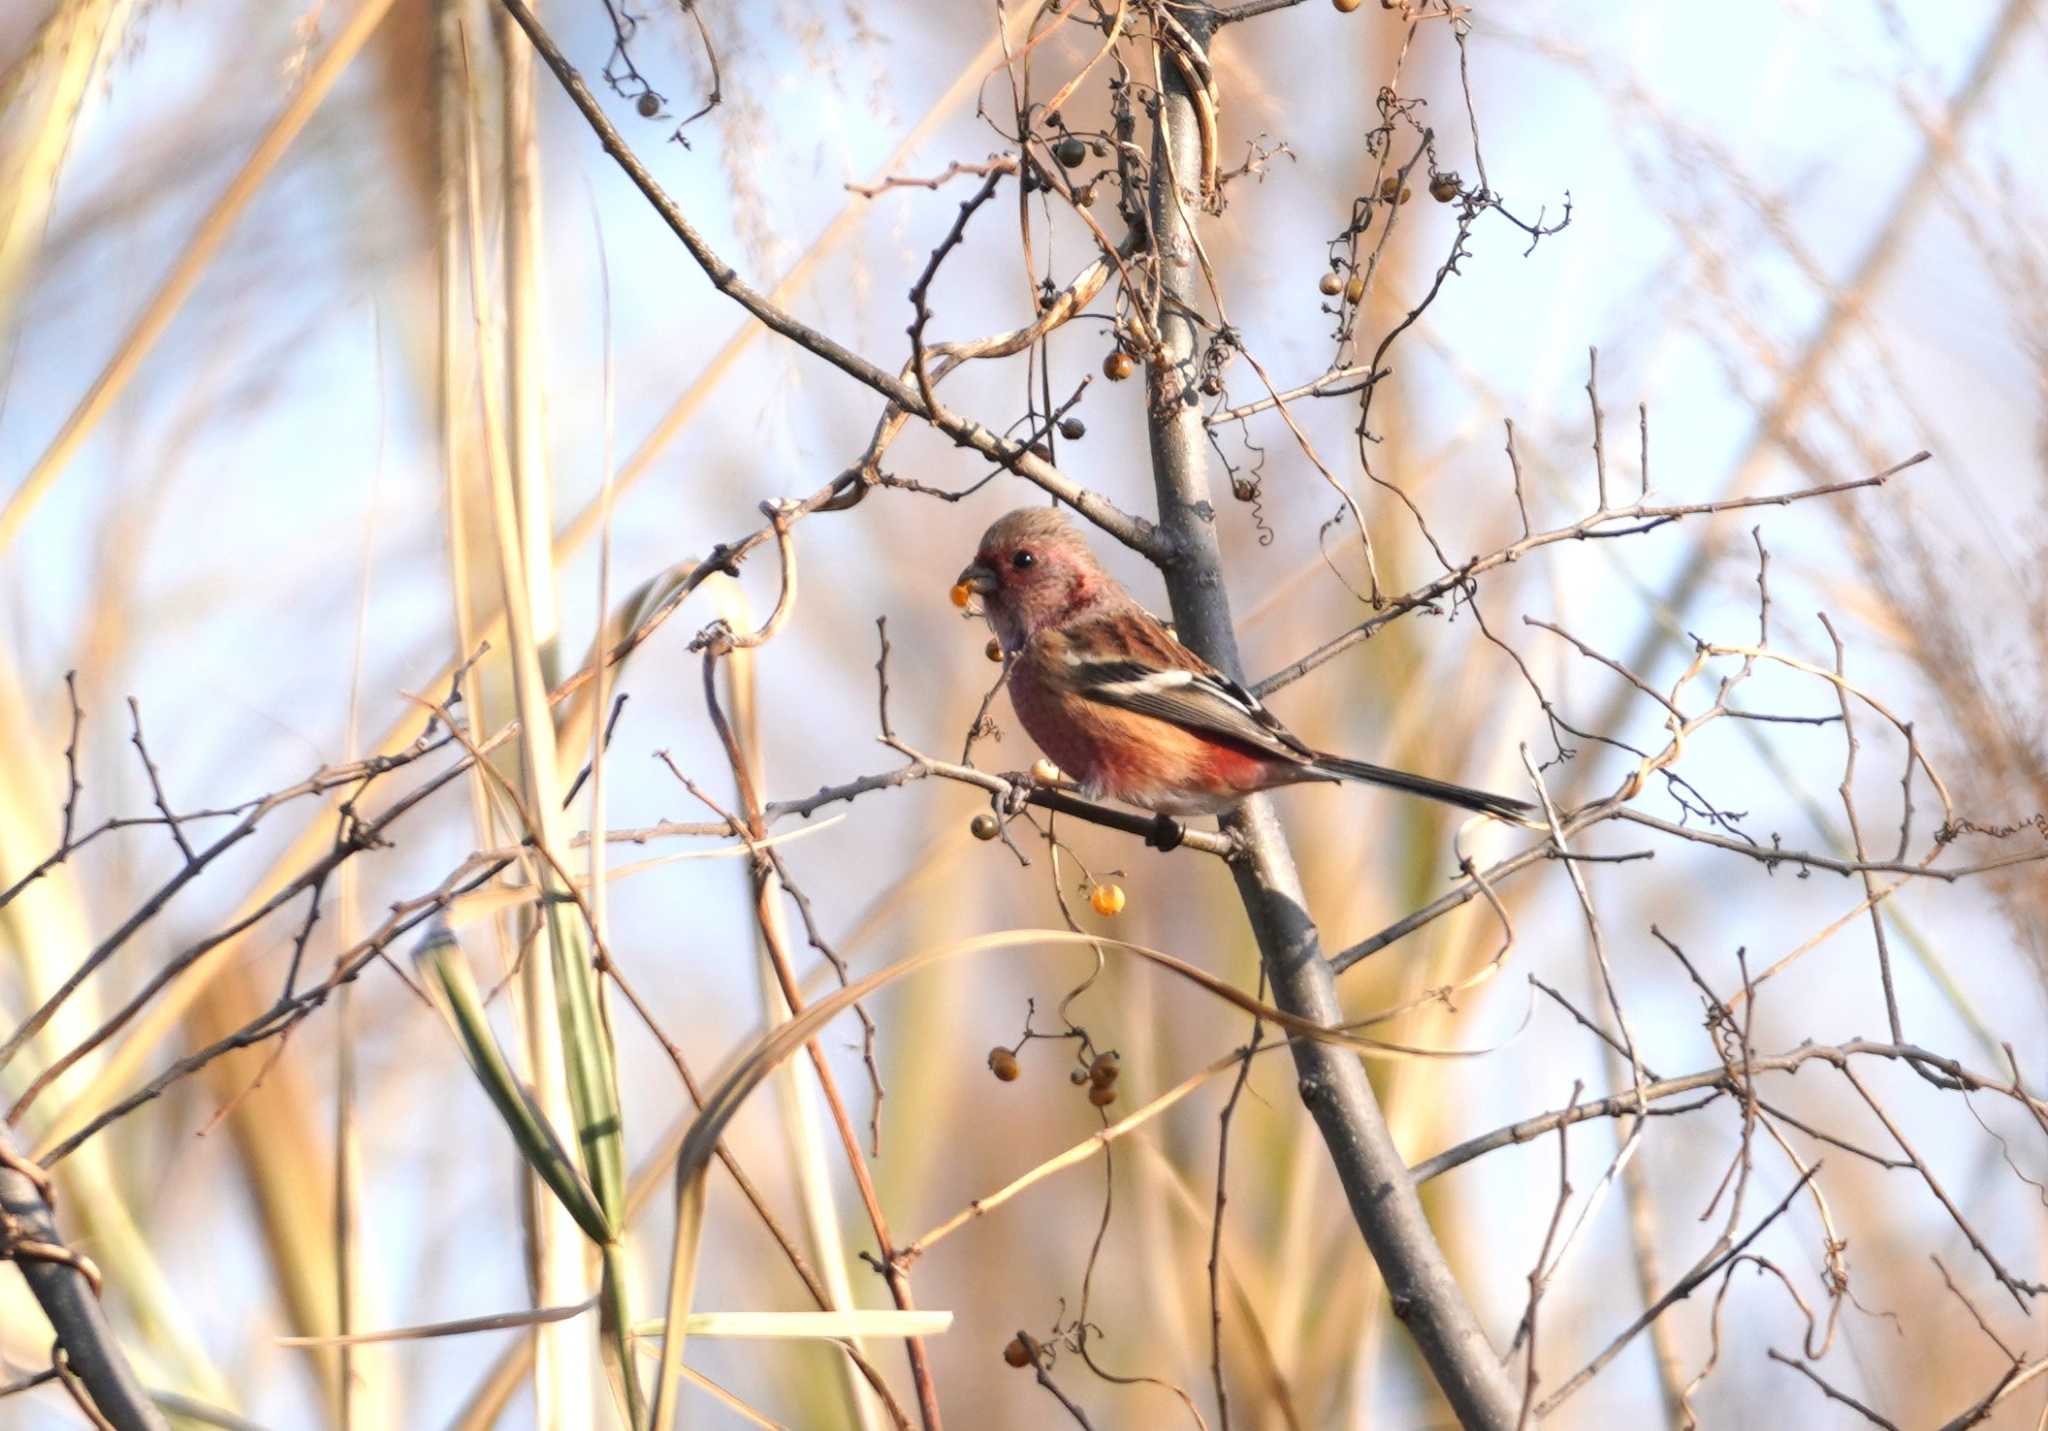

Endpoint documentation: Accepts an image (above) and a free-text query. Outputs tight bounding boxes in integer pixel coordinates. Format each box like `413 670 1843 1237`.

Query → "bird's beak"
954 562 999 598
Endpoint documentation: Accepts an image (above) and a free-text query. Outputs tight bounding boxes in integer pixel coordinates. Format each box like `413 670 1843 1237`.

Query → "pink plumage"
954 507 1533 823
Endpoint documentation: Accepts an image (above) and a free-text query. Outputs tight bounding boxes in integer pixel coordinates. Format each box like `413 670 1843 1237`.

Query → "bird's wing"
1046 614 1318 765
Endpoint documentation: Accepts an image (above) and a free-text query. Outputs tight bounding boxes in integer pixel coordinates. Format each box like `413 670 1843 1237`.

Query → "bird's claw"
997 774 1036 817
1144 814 1186 852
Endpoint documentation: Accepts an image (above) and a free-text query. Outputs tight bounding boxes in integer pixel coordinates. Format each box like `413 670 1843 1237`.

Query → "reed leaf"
412 921 611 1246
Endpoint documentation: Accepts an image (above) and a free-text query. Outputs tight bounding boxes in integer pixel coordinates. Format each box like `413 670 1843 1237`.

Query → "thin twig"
1253 452 1930 698
1514 1082 1582 1431
1534 1168 1819 1416
698 643 944 1431
1765 1349 1899 1430
491 0 1166 561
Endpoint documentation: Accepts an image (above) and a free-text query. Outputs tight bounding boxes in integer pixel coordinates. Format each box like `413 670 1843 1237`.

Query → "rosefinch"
954 507 1534 821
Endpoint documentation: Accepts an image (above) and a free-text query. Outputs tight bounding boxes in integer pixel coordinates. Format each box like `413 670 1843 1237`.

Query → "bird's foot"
1144 813 1187 853
996 773 1038 816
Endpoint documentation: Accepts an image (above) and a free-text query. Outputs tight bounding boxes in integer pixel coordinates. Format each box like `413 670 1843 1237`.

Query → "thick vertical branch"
1142 13 1518 1427
0 1127 168 1431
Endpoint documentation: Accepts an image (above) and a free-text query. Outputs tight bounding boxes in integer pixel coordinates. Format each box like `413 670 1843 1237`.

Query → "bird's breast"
1006 656 1110 784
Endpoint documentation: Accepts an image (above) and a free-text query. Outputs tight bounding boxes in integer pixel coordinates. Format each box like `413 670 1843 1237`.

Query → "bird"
952 506 1535 822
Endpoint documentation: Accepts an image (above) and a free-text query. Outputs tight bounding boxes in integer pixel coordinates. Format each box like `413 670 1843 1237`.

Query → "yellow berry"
1088 1081 1118 1107
1344 274 1365 304
1430 174 1461 202
1318 271 1342 296
988 1047 1020 1081
1031 758 1062 785
970 813 1000 842
1090 883 1126 917
949 581 972 609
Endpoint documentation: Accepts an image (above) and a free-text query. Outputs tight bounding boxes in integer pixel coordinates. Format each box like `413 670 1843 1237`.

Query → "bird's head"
954 506 1110 648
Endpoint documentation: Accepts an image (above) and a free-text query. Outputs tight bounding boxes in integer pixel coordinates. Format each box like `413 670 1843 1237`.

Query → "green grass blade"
413 922 612 1246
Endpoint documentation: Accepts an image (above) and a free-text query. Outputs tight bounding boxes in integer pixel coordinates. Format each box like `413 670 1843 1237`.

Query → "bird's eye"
1011 549 1036 570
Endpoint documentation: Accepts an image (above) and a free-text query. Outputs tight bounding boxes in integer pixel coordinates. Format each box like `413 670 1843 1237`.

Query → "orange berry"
1103 350 1135 381
1088 1081 1118 1107
988 1047 1020 1081
1089 883 1126 917
949 581 972 609
1004 1335 1034 1368
986 637 1004 662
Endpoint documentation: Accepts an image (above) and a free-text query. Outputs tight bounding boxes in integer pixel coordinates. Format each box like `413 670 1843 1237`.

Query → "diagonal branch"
1534 1168 1819 1417
491 0 1166 563
0 1126 167 1430
1137 10 1518 1427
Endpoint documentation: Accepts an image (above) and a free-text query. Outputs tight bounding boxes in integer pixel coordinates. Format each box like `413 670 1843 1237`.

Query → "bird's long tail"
1311 753 1537 823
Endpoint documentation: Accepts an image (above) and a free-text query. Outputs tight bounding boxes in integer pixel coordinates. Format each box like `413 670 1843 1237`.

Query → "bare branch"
1766 1349 1899 1431
1253 451 1930 699
1535 1168 1819 1416
1138 14 1518 1425
491 0 1167 562
0 1125 167 1429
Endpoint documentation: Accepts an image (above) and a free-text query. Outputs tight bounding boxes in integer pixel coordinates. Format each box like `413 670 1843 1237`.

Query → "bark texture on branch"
0 1124 167 1430
1141 13 1519 1427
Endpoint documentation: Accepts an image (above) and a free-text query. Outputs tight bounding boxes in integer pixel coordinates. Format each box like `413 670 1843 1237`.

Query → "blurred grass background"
2 0 2045 1426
